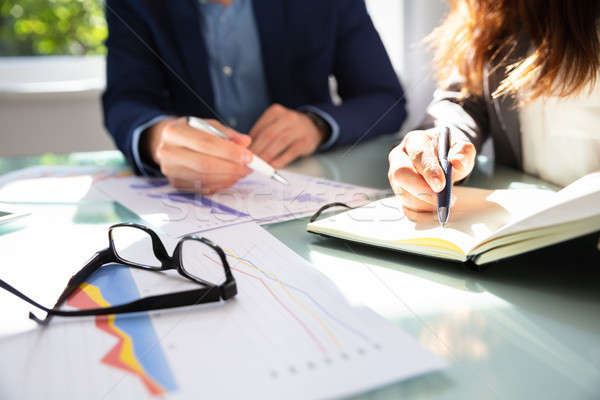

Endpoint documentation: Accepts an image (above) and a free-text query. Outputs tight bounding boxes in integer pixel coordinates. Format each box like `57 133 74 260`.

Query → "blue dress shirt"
199 0 270 132
132 0 339 176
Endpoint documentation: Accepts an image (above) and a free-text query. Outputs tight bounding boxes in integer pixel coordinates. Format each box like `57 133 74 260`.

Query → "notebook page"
309 187 548 257
483 172 600 241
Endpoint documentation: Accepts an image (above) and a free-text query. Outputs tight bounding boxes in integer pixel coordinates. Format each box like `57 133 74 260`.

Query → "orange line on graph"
92 169 132 184
204 255 327 354
223 249 343 350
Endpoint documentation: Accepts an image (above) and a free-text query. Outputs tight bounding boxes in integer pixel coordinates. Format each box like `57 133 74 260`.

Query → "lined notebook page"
310 187 550 258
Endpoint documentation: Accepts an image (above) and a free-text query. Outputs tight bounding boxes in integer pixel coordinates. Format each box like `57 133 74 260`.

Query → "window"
0 0 107 56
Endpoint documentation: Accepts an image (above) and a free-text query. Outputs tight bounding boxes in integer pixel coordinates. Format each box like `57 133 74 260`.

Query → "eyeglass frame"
0 223 238 324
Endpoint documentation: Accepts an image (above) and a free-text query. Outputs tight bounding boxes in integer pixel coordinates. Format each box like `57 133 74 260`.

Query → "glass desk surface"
0 136 598 399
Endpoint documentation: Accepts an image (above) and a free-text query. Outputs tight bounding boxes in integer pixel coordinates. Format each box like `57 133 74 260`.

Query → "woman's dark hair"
430 0 600 102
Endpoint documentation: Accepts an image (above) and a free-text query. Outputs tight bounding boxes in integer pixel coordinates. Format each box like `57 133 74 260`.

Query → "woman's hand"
387 129 476 213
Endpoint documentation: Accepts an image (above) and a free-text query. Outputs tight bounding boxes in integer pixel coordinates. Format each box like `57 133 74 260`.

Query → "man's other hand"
248 104 327 169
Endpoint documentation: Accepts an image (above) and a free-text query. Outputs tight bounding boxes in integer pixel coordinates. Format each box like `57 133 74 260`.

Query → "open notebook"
307 172 600 265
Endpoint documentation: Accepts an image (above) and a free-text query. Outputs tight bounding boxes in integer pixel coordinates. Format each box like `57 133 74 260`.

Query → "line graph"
224 250 344 350
283 193 327 204
129 179 169 189
143 222 446 400
226 252 373 344
203 246 376 359
213 257 328 355
146 192 250 218
199 255 368 377
167 192 249 217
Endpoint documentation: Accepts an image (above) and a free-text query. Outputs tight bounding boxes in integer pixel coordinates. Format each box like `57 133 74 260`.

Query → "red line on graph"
204 255 327 355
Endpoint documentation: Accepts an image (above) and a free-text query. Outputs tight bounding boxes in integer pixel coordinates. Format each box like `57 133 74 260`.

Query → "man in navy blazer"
102 0 406 193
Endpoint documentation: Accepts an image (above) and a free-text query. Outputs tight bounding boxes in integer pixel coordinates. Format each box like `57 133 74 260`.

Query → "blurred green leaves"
0 0 107 56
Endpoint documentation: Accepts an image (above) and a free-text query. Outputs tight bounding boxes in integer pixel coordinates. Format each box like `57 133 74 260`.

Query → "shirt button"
229 118 237 127
223 65 233 77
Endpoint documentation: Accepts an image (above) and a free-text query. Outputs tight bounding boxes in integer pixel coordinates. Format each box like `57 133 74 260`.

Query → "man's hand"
387 129 476 213
144 117 253 194
248 104 328 169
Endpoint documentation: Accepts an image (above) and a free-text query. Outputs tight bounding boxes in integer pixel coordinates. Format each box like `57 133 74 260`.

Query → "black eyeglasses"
0 223 237 323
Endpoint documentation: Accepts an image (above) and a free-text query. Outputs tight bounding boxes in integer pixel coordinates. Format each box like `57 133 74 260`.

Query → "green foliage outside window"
0 0 107 56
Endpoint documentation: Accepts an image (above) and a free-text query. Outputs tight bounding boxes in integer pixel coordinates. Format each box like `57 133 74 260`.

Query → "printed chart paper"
0 165 130 203
0 223 444 399
95 171 385 236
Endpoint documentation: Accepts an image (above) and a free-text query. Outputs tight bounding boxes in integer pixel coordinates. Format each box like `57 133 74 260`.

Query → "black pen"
437 127 452 227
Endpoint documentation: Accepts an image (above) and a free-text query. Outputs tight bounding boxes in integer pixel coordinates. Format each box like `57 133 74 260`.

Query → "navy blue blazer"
102 0 406 173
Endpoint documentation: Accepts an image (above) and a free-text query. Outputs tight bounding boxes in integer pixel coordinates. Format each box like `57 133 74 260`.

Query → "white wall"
365 0 404 74
366 0 448 130
0 56 113 157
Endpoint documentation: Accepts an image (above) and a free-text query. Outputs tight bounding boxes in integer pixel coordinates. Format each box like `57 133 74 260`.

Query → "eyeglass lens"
111 226 162 268
179 239 227 285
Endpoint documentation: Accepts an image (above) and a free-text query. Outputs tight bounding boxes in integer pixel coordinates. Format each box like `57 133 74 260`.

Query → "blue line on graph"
314 180 354 190
232 254 372 343
166 192 249 218
129 179 170 189
145 191 249 218
283 193 326 204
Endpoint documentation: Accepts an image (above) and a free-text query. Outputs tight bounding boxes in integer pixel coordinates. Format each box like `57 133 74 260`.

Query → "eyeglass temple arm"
33 248 115 324
36 286 223 317
0 278 54 316
0 249 115 324
53 248 115 307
